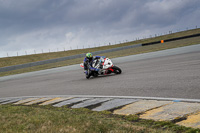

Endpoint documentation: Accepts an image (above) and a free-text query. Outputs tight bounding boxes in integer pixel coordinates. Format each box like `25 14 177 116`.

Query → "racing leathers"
83 56 102 75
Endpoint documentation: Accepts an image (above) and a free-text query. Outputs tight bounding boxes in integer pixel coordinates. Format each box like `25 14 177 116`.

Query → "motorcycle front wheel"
112 66 122 74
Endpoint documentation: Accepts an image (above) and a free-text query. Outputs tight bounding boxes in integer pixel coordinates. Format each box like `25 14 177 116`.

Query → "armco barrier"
0 44 142 72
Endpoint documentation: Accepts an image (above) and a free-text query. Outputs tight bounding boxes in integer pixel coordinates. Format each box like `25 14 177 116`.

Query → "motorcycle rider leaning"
83 53 103 75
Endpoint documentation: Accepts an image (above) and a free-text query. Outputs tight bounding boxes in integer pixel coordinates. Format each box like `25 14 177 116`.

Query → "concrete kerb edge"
1 95 200 103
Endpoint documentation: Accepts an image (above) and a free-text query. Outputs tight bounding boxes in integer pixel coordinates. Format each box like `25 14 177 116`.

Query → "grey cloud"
0 0 199 57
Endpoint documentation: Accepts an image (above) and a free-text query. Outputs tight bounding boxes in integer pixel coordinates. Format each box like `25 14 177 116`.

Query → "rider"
83 53 103 75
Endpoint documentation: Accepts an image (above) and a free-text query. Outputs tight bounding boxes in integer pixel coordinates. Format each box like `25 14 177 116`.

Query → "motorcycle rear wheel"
93 72 98 77
86 74 90 79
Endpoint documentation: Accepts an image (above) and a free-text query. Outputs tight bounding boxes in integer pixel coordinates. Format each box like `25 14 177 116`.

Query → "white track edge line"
1 95 200 103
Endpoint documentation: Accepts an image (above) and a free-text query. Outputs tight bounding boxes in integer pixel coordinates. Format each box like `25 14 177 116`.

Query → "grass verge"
0 104 199 133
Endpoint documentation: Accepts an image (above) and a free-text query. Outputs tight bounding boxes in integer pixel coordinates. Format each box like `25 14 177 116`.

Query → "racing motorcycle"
80 57 122 79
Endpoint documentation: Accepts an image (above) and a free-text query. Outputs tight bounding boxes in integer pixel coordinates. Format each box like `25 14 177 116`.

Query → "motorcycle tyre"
93 72 98 77
113 66 122 74
86 74 90 79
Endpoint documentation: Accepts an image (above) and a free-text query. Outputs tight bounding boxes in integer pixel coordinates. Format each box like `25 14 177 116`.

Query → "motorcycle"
80 57 122 79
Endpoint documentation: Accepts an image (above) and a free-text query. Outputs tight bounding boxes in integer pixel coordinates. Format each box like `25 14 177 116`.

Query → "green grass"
0 104 199 133
0 28 200 77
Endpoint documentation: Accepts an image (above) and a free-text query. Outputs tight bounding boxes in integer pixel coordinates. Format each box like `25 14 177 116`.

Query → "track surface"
0 45 200 99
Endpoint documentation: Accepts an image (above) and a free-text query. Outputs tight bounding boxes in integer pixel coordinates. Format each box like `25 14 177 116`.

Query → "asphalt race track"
0 44 200 99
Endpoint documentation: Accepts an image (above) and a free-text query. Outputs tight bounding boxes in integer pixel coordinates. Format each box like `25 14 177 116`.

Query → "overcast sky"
0 0 200 57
